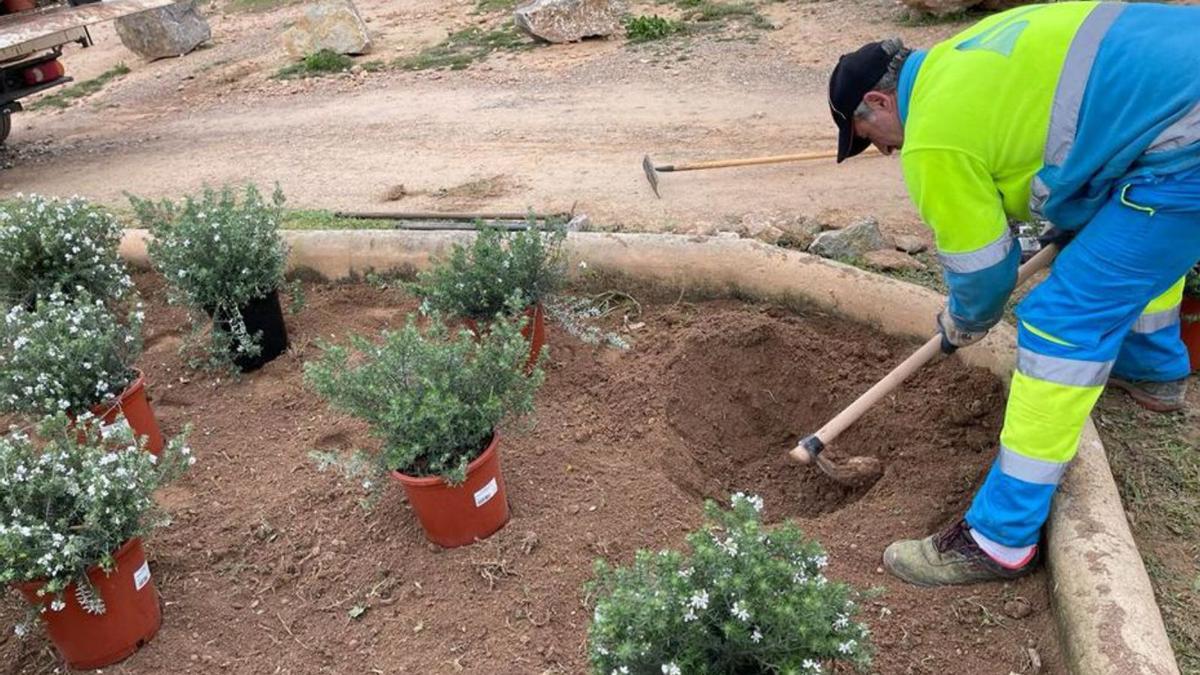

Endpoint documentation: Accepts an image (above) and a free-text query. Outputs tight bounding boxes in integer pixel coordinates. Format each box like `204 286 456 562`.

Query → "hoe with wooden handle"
788 243 1060 487
642 150 842 198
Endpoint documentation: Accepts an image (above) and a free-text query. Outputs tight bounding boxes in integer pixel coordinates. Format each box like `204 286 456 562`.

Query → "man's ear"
862 91 895 113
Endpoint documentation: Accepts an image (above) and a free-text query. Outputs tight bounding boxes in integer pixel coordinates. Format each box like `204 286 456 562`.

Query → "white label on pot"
134 561 151 591
474 478 498 508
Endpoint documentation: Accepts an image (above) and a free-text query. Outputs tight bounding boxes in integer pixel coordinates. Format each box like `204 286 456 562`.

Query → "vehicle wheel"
0 112 10 145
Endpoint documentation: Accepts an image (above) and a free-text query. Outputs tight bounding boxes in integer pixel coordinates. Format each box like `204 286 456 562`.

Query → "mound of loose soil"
0 275 1063 674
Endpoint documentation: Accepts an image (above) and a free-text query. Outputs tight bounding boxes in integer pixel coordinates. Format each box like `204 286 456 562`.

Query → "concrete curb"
120 229 1179 675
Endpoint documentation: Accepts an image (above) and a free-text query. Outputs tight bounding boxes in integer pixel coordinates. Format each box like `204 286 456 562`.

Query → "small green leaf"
348 605 367 620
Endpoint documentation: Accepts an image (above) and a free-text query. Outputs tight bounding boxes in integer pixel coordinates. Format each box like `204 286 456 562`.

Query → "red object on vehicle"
2 0 36 14
92 371 166 456
391 432 510 548
23 60 65 86
15 539 162 670
1182 296 1200 373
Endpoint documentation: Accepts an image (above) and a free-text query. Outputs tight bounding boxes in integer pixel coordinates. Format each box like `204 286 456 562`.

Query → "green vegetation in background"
282 209 386 230
475 0 518 11
225 0 297 13
31 64 131 111
626 14 686 42
396 25 531 71
274 49 354 80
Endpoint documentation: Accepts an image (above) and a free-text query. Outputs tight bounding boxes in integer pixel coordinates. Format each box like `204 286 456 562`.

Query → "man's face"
852 91 904 156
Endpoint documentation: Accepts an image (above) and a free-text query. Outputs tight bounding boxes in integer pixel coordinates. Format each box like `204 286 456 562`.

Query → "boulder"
115 1 211 61
280 0 372 60
738 211 822 249
807 218 893 260
899 0 981 18
893 234 929 255
863 249 927 272
513 0 625 44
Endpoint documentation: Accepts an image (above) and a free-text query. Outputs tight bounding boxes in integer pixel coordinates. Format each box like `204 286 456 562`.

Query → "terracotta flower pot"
211 290 289 372
91 370 164 456
15 538 161 670
461 303 545 373
391 432 510 548
1182 296 1200 373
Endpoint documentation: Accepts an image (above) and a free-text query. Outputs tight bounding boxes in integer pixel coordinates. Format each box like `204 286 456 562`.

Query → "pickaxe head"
641 154 661 199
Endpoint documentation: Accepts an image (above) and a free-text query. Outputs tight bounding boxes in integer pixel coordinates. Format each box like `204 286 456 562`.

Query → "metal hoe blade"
642 155 661 198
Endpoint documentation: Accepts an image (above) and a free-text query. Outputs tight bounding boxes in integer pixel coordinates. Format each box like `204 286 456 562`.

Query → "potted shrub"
0 194 134 309
0 414 193 669
587 494 872 674
130 184 290 372
1184 264 1200 372
0 291 164 454
305 304 543 547
416 221 566 369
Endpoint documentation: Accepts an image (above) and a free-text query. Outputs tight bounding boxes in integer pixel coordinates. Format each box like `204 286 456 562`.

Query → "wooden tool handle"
662 151 839 172
789 242 1059 464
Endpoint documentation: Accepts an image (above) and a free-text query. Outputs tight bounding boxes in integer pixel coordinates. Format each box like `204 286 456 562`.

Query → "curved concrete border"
120 229 1179 675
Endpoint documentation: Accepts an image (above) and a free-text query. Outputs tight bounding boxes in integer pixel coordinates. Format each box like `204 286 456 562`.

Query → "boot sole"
1107 379 1185 414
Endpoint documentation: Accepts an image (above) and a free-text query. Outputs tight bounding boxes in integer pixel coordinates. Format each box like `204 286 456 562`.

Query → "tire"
0 112 10 145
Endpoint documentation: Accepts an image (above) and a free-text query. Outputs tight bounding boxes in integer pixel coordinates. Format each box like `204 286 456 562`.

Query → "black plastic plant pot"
213 289 289 372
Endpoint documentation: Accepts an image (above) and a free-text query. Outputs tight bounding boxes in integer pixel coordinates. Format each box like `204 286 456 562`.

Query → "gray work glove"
937 307 988 354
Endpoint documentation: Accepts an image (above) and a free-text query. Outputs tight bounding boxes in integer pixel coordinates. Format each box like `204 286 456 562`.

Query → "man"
828 1 1200 586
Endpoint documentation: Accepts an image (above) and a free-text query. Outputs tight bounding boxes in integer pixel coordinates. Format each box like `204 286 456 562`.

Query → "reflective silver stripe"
938 231 1014 274
1018 348 1113 387
1044 3 1124 165
999 444 1069 485
1029 175 1050 219
1131 305 1181 334
1148 101 1200 154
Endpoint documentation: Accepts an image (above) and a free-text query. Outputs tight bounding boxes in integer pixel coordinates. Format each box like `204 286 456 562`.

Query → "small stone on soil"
1003 598 1033 620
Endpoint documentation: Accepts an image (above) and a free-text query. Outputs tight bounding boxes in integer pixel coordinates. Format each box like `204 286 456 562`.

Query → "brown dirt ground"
1 274 1065 674
0 0 983 241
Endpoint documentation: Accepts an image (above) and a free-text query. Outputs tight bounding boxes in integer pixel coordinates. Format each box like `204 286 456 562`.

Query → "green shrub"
626 14 684 42
130 184 288 365
0 194 133 309
305 302 543 485
275 49 354 79
416 222 566 321
0 414 192 621
587 494 872 674
0 291 143 417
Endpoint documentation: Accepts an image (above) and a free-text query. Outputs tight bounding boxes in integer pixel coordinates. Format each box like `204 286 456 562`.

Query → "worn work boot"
1107 376 1188 413
882 520 1038 587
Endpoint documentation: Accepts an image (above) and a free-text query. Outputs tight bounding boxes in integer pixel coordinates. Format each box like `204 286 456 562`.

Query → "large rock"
513 0 625 44
738 211 822 249
115 1 211 61
280 0 372 60
863 249 927 272
900 0 980 18
807 218 893 260
893 234 929 255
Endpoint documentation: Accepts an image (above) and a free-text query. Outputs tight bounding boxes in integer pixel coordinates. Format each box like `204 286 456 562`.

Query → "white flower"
682 608 697 622
13 623 28 637
717 537 738 557
802 659 822 673
611 668 629 675
661 664 681 675
50 599 66 612
837 639 856 654
687 590 709 611
833 613 850 630
732 492 764 513
578 261 588 269
731 600 750 622
751 628 762 643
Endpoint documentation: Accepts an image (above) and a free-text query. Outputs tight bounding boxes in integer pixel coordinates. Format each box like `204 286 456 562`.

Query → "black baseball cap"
829 42 892 163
